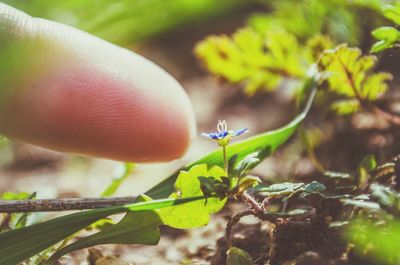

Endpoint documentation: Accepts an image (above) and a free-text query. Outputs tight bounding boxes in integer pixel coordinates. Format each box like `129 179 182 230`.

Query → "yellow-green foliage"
248 0 385 45
319 44 392 115
195 28 315 95
371 3 400 52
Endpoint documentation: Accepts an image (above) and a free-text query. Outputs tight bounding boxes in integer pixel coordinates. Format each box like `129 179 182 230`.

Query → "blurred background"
0 0 400 264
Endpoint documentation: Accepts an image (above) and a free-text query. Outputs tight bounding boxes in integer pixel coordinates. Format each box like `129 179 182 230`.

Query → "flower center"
217 120 228 133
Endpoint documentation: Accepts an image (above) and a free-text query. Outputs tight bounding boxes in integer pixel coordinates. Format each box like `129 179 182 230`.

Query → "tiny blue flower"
202 120 248 146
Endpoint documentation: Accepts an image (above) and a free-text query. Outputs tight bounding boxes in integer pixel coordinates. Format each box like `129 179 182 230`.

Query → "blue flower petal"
231 128 248 137
201 131 228 140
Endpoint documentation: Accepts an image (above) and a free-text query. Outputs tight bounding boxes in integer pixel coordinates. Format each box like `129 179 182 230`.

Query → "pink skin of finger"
0 3 196 162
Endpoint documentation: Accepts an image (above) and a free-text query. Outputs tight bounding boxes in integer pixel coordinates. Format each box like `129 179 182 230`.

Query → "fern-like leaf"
319 44 392 115
195 28 306 95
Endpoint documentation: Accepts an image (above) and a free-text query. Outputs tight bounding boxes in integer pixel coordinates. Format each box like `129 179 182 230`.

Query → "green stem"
222 145 227 173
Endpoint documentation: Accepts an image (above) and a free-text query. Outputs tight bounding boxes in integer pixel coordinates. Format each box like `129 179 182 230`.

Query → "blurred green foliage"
195 28 332 95
195 28 312 95
195 0 394 96
349 220 400 264
2 0 249 44
251 0 396 44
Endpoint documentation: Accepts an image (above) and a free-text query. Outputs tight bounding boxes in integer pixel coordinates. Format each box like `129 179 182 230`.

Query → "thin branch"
371 106 400 126
0 196 138 213
225 210 254 248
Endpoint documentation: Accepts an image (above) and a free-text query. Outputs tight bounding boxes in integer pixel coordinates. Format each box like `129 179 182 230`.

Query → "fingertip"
0 3 198 162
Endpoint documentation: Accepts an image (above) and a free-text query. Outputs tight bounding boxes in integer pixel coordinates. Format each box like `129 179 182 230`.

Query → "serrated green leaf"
306 34 334 61
232 152 260 179
160 164 227 229
320 44 392 111
195 28 306 95
257 182 305 196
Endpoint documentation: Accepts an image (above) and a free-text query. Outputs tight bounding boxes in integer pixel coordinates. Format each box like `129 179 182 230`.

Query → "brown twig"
370 105 400 126
0 196 137 213
225 210 254 248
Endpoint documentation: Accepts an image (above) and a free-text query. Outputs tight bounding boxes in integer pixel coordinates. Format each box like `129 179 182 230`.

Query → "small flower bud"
226 247 255 265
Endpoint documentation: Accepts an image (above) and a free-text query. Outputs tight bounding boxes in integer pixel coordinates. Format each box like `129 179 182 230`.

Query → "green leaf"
370 183 400 211
46 211 162 264
303 181 326 194
160 164 227 229
383 3 400 25
146 80 317 199
226 247 255 265
0 196 204 265
370 3 400 53
356 154 377 189
320 44 392 108
306 34 334 62
257 182 305 196
323 171 353 180
232 152 260 179
13 192 37 230
101 163 135 197
372 27 400 41
1 191 32 200
341 198 380 210
236 175 261 194
358 154 377 172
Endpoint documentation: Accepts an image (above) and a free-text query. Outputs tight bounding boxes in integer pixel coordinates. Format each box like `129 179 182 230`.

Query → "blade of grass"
0 196 204 265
